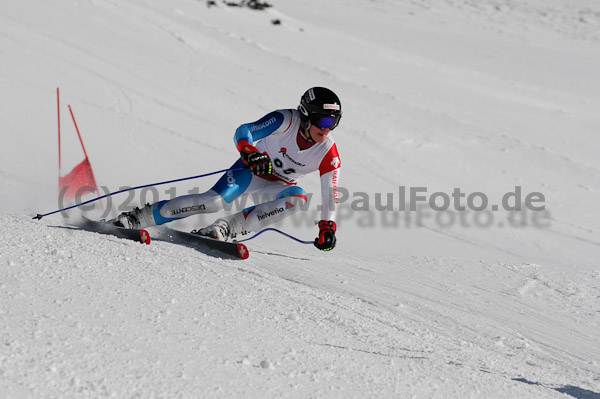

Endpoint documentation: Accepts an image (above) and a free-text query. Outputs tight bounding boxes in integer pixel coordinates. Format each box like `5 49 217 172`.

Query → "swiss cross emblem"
140 230 151 245
237 243 249 259
330 157 340 168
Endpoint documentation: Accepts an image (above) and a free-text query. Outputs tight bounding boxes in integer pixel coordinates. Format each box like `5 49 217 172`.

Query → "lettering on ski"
157 227 249 260
78 217 151 245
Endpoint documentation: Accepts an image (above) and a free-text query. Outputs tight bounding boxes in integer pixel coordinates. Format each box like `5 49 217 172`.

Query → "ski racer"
114 87 342 251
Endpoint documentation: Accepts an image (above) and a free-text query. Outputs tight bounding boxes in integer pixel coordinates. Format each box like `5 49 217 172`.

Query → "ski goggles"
310 114 341 130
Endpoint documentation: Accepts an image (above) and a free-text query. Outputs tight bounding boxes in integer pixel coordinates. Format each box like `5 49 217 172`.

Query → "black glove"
246 152 272 176
314 220 336 251
240 145 273 176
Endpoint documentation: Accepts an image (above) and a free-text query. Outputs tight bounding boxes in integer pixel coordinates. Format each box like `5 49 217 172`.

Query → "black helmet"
298 87 342 130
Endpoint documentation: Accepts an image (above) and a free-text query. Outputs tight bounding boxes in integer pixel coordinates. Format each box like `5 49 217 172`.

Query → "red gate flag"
57 88 100 204
59 158 97 200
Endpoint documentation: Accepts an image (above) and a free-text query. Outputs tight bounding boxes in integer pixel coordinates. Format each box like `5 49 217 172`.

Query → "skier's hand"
240 144 272 176
239 143 259 162
314 220 336 251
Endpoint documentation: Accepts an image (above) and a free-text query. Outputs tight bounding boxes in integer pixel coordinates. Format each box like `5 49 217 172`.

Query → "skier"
114 87 342 251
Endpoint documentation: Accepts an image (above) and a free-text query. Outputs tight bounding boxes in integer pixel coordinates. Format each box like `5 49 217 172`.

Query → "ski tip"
237 243 249 260
140 230 151 245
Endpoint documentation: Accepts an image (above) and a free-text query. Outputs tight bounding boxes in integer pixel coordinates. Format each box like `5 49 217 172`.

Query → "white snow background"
1 0 600 397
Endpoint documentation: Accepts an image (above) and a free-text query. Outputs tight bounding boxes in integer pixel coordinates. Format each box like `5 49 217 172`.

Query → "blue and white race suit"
147 109 341 233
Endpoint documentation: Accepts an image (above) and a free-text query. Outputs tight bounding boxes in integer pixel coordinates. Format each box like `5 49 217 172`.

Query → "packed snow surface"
1 0 599 397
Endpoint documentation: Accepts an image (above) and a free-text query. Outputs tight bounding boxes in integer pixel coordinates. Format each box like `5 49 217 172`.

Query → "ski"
157 227 249 260
77 217 151 245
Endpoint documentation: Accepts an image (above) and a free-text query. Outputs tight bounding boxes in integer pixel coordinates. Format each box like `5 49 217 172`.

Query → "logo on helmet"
323 104 340 111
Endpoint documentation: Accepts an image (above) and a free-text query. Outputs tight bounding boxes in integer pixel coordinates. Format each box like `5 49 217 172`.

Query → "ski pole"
33 166 247 220
238 228 313 245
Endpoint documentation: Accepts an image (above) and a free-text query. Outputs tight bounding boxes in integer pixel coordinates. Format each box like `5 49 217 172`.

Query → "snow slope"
2 212 599 398
1 0 599 397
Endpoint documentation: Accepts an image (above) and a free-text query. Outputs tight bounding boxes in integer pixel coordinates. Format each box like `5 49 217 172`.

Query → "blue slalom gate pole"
33 167 246 220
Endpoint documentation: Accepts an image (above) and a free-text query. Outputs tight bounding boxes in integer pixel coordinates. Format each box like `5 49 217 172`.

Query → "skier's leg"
141 190 225 225
115 159 255 228
241 186 308 232
196 185 308 241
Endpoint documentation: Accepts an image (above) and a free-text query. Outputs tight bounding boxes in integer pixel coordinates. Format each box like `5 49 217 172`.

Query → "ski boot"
113 204 155 229
192 214 249 242
192 219 232 241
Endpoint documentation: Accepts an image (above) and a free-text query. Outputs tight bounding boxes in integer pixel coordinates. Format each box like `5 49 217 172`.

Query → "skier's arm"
315 145 341 251
319 169 341 221
234 111 290 176
233 111 285 176
318 144 341 222
234 110 288 153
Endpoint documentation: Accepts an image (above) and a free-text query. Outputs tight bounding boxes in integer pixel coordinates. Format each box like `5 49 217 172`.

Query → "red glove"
314 220 336 251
